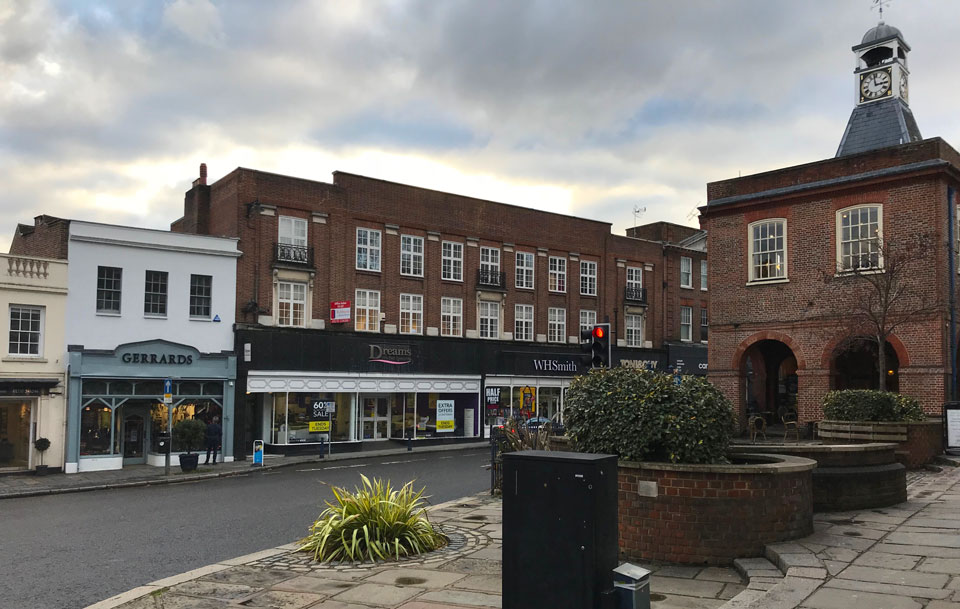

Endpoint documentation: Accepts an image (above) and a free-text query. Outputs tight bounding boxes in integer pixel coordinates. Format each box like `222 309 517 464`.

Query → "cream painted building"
0 254 68 472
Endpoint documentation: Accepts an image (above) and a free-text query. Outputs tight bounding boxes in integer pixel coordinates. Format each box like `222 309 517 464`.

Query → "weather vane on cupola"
872 0 892 21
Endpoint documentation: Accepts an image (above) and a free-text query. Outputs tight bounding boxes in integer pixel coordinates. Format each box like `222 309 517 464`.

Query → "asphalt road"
0 448 490 609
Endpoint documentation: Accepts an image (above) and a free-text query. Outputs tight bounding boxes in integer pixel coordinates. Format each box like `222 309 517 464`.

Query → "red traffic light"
592 326 605 339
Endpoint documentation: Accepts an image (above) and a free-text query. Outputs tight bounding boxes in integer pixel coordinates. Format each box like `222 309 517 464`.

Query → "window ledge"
441 278 464 284
834 268 884 277
746 278 790 286
580 293 598 298
144 315 168 320
96 311 121 317
3 356 47 363
400 274 425 280
680 285 694 290
190 317 213 322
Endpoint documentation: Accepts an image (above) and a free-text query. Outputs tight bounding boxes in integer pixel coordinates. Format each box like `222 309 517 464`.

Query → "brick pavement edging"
84 493 503 609
0 442 488 501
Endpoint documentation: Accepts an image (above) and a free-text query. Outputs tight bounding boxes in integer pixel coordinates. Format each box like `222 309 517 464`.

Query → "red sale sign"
330 300 351 323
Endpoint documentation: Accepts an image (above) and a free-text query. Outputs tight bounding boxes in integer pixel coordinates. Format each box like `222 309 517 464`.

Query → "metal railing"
477 268 507 290
274 242 313 266
624 286 647 304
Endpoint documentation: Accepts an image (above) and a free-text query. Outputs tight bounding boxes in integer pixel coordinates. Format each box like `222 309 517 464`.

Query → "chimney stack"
193 162 208 187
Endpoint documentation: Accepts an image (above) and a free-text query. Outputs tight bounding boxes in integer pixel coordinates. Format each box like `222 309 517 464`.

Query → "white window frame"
625 313 644 348
356 227 382 272
579 310 596 335
680 256 693 288
279 216 308 247
442 241 464 282
748 218 788 282
515 251 535 289
549 256 566 293
399 294 423 335
441 297 462 337
277 281 307 327
700 307 709 344
96 266 123 314
580 260 597 296
627 266 643 290
355 289 381 332
143 270 168 318
8 304 44 357
189 274 212 319
548 307 566 343
400 235 424 277
836 205 883 272
680 306 692 342
515 304 534 341
480 246 500 273
700 260 708 291
478 301 500 339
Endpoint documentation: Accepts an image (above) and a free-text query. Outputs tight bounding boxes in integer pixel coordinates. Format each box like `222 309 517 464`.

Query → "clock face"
899 73 908 100
860 69 891 100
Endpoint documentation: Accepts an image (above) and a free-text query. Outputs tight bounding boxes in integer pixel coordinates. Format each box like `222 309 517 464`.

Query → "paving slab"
417 589 503 608
836 564 950 588
241 590 326 608
331 582 422 606
801 587 922 609
696 567 744 584
365 568 468 588
851 551 921 570
169 580 257 600
451 575 501 593
651 576 725 598
823 578 952 600
271 575 363 595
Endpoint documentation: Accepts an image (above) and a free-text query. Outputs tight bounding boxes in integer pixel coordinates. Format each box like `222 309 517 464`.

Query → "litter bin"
613 563 651 609
156 434 172 454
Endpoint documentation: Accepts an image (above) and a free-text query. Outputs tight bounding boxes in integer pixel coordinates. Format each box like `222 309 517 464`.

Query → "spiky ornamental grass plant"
298 475 446 563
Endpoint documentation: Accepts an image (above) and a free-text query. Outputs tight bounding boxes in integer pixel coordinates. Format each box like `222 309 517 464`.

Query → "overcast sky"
3 0 960 253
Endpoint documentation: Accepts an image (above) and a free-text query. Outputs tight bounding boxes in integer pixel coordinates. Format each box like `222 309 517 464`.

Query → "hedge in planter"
823 390 923 422
564 367 737 464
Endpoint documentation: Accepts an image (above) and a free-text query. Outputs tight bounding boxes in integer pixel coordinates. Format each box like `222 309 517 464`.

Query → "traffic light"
579 327 594 367
591 323 611 368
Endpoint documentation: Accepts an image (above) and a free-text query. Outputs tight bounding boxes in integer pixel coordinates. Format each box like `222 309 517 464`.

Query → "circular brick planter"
728 443 906 512
618 454 815 565
819 419 943 469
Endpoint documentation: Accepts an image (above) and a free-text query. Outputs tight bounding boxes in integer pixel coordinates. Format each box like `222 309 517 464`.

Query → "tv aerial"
632 205 646 226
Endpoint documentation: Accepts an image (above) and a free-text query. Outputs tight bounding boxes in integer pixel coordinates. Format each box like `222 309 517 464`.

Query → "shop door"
361 395 390 440
121 411 147 465
0 400 33 471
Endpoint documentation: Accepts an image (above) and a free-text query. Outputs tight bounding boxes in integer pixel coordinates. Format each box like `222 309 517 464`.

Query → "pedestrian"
204 415 222 465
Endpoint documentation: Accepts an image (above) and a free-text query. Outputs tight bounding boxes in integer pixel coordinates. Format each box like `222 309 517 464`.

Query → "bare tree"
819 233 941 391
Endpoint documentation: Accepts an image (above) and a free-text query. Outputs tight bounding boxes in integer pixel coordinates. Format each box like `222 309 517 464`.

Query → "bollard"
613 563 651 609
407 434 413 452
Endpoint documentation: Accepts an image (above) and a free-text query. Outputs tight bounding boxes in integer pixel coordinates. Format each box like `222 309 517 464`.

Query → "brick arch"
731 331 806 371
819 334 910 369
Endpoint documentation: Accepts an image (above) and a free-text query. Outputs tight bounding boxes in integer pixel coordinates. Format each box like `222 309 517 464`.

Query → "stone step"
733 557 783 581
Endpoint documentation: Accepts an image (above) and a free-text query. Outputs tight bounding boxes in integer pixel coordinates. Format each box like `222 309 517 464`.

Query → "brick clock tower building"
700 22 960 425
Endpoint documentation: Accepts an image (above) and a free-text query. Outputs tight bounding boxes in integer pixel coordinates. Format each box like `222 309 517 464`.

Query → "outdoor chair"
781 408 800 444
748 415 767 443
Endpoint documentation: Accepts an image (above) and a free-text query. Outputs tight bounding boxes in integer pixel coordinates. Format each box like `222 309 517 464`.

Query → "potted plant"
172 418 206 472
34 437 51 475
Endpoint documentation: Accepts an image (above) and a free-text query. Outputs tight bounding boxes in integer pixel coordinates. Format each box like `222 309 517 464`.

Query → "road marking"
380 459 426 465
296 463 368 472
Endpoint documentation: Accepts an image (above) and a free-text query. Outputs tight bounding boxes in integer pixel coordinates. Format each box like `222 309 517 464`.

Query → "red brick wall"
8 216 70 259
703 140 960 422
899 421 944 468
172 166 701 353
618 461 814 565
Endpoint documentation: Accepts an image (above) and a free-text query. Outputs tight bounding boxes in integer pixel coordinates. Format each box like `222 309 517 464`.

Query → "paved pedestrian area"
0 442 487 500
87 456 960 609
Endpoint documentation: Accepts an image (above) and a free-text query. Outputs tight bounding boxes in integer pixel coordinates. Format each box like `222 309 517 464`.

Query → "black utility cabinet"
502 450 619 609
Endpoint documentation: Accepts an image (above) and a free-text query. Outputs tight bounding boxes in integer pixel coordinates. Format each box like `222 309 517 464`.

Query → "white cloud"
162 0 225 45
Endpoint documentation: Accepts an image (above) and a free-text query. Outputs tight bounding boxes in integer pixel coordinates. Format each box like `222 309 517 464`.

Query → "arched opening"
742 340 799 424
862 46 893 68
831 338 900 392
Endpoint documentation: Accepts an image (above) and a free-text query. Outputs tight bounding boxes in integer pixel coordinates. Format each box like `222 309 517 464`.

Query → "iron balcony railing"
624 286 647 304
477 268 507 290
274 242 313 266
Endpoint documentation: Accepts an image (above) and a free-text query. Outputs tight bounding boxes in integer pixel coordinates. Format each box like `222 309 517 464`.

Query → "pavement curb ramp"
83 494 482 609
0 442 488 501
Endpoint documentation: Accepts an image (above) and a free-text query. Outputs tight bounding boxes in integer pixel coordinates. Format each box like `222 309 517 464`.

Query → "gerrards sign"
368 344 412 365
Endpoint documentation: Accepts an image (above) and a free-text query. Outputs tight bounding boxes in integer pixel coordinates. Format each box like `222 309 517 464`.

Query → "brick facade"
701 138 960 425
617 459 814 565
170 166 706 354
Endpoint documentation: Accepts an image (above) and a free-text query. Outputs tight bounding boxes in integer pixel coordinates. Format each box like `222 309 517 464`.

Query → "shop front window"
269 392 354 444
150 401 222 452
80 404 113 456
0 400 32 468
